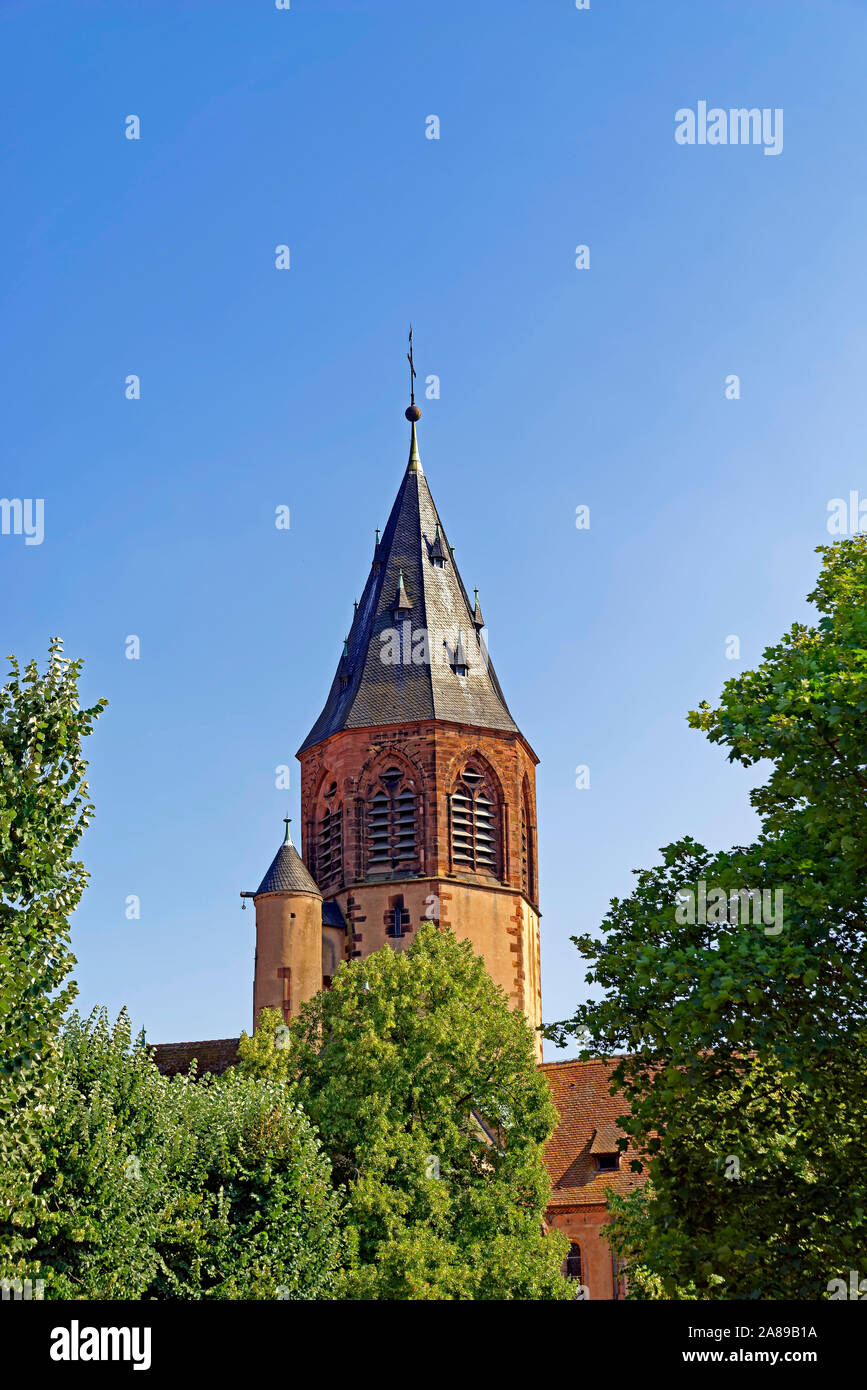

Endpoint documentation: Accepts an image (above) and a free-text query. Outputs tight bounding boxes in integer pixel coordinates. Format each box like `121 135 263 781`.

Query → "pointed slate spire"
298 398 519 753
255 819 322 896
472 588 484 630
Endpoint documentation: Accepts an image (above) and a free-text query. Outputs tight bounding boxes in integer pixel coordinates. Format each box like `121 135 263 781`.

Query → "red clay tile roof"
540 1058 643 1207
150 1037 240 1078
590 1121 622 1154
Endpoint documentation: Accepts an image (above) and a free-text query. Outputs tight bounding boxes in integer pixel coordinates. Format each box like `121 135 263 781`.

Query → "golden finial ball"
405 404 421 422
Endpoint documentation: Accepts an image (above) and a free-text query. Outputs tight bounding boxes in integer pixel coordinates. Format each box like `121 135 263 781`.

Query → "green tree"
30 1009 177 1298
153 1066 344 1300
249 923 570 1300
0 642 106 1277
32 1009 344 1300
549 539 867 1298
0 643 343 1300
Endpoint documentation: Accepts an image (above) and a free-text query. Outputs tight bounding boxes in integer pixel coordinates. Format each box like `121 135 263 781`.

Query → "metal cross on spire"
407 324 417 406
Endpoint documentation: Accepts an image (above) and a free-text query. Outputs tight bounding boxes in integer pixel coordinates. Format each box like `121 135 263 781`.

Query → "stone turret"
247 818 323 1027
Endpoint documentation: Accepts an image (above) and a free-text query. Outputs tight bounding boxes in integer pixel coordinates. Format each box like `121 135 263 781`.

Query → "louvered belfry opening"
317 782 343 886
366 766 418 875
520 785 535 901
451 765 498 876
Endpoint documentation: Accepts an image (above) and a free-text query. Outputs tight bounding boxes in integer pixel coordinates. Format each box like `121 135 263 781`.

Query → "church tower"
250 379 543 1056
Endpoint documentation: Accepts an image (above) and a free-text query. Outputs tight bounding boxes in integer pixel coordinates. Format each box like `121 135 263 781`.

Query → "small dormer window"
392 569 413 623
590 1123 622 1173
429 525 448 569
594 1153 620 1173
447 632 469 677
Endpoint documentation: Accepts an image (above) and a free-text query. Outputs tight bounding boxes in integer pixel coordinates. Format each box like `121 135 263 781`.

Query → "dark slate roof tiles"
256 835 322 896
299 426 519 753
322 898 347 929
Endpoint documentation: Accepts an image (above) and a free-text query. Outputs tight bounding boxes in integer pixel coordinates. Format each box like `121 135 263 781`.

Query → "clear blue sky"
2 0 865 1052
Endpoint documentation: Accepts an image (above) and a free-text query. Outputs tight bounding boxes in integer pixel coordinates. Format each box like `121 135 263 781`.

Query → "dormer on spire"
451 630 469 677
338 638 351 688
472 588 484 630
430 523 448 568
392 568 413 621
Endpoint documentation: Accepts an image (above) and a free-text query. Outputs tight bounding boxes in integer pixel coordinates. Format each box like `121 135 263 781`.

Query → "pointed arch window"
451 766 498 875
367 766 418 872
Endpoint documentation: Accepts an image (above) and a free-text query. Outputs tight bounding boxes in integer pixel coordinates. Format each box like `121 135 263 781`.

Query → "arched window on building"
366 766 418 873
565 1242 582 1283
317 782 343 885
450 764 498 876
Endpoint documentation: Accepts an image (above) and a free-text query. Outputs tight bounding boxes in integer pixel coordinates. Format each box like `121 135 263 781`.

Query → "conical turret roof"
299 415 519 753
255 821 322 896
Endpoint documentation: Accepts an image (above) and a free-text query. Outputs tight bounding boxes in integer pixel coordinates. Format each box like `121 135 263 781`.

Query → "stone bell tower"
269 372 543 1055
